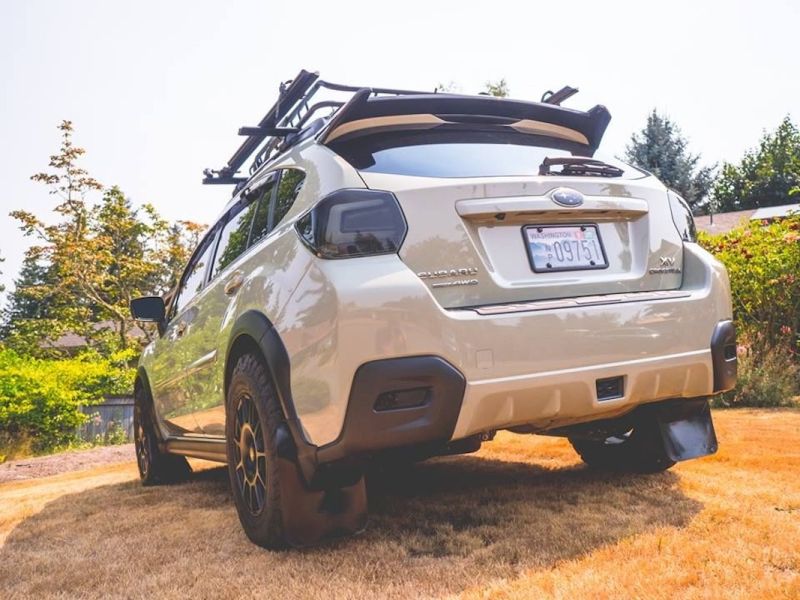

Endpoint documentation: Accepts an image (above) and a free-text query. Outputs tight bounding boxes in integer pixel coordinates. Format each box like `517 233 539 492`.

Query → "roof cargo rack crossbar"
203 70 432 186
202 69 320 185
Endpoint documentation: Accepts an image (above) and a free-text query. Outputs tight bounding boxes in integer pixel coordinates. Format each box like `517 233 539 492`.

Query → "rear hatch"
323 94 683 309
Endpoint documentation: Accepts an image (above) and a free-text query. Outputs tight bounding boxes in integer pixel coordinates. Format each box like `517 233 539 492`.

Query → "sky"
1 0 798 297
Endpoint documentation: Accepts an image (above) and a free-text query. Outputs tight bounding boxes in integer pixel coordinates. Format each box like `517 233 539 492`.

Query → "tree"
71 186 197 351
712 116 800 212
5 121 202 357
484 79 509 98
436 81 461 94
159 221 205 292
7 120 101 355
0 253 61 354
625 110 715 211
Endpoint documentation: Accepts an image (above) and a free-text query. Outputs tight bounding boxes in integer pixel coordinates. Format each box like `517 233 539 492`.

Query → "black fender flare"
226 311 367 546
225 310 320 483
133 367 168 449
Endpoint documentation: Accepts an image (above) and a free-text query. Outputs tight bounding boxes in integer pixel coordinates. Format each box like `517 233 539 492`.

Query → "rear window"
330 131 642 179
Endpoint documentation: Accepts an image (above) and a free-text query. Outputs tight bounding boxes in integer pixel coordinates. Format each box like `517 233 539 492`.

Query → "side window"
173 236 215 315
212 200 258 277
248 178 277 247
272 169 306 230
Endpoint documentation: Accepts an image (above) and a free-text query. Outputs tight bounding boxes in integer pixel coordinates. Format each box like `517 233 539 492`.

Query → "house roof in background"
695 209 756 234
750 203 800 220
45 321 148 350
695 202 800 234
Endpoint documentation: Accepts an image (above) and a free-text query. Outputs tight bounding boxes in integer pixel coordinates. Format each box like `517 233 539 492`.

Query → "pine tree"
625 110 715 211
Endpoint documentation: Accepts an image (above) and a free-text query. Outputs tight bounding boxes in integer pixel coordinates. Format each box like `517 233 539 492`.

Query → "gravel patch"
0 444 135 483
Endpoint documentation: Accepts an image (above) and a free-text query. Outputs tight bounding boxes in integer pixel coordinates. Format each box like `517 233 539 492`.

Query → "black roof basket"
202 69 608 190
202 70 429 186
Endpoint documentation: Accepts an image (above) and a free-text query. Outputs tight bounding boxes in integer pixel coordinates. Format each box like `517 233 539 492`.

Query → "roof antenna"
541 86 579 105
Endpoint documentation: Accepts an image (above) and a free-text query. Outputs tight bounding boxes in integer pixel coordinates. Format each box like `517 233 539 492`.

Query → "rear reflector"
374 387 431 412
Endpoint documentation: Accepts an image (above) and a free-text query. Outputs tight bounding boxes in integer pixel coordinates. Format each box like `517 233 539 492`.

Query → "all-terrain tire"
225 354 288 549
133 382 192 485
569 414 676 474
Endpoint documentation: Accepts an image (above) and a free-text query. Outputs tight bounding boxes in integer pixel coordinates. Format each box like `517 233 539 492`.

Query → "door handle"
175 320 188 338
224 272 245 296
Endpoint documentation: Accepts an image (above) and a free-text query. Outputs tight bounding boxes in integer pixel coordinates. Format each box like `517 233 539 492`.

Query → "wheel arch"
132 366 169 449
224 310 319 481
134 366 151 397
134 367 157 424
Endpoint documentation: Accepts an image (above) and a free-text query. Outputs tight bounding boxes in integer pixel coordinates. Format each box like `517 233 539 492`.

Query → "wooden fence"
78 395 134 443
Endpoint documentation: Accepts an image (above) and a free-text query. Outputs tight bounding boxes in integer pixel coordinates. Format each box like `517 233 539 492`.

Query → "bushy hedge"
699 213 800 406
0 349 134 457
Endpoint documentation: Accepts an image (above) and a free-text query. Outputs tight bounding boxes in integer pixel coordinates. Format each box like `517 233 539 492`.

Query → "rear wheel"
569 414 675 474
133 382 192 485
225 354 287 549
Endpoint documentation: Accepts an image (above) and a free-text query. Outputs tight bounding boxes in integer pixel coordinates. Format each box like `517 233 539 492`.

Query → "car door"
182 177 277 434
148 230 218 436
193 168 306 435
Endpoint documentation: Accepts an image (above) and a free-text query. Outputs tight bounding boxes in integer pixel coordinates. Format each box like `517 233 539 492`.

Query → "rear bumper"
279 242 735 458
453 317 736 438
453 347 713 438
315 320 735 465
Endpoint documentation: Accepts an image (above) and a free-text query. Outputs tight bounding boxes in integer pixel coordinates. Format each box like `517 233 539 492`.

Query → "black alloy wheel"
232 393 268 515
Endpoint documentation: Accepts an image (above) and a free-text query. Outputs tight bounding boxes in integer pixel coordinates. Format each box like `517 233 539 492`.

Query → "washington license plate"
524 225 608 272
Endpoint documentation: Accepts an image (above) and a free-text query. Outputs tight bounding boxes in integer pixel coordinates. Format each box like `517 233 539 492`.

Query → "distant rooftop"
695 209 756 235
750 203 800 221
696 202 800 234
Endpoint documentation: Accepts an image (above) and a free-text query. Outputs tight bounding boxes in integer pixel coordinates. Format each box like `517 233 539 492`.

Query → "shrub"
699 213 800 407
713 346 799 408
698 214 800 356
0 349 134 457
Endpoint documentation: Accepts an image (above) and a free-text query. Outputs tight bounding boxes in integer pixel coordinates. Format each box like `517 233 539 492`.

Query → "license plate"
523 224 608 272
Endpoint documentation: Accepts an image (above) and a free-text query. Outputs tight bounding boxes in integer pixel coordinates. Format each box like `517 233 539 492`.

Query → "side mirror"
130 296 166 322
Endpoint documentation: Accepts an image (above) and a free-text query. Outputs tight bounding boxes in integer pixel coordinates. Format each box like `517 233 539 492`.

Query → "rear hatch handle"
455 195 649 220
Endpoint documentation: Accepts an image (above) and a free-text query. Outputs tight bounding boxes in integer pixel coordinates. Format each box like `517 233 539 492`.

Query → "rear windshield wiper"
539 156 624 178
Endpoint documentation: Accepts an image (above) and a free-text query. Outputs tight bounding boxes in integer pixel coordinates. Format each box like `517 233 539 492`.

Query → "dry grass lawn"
0 409 798 599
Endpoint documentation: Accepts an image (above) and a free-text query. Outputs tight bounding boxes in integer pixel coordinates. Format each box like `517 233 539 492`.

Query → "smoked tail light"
296 189 407 259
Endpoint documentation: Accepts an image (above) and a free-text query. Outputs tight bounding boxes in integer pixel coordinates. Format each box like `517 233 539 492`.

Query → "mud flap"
654 399 718 462
276 455 368 548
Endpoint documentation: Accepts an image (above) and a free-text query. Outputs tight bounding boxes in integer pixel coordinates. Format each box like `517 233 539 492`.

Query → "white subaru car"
130 70 737 548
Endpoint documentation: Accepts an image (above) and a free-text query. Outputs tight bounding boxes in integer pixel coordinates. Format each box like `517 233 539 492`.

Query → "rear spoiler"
202 69 610 189
319 92 611 151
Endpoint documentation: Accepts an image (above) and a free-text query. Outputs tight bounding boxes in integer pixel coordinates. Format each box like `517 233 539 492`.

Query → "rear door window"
247 168 306 247
272 169 306 228
212 200 258 277
248 178 277 246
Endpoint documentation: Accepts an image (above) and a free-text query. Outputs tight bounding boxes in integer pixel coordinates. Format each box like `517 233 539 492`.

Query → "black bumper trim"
315 355 466 464
710 320 737 393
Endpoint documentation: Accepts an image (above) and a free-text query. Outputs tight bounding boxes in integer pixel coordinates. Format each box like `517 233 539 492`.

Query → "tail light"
667 190 697 242
296 189 407 259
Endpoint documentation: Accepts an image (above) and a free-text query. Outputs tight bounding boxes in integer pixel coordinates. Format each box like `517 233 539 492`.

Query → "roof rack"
202 70 603 191
202 69 429 187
